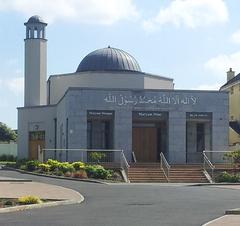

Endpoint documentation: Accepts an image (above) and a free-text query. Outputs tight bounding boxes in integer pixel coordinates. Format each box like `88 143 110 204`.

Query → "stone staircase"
128 163 209 183
169 164 208 183
128 163 167 183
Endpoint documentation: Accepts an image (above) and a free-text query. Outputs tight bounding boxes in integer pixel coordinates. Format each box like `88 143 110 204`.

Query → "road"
0 170 239 226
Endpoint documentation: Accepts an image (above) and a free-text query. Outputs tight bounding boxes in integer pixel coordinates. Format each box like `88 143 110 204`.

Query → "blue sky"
0 0 240 129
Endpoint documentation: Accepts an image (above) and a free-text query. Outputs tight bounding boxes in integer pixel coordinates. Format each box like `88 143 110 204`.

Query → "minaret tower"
24 15 47 106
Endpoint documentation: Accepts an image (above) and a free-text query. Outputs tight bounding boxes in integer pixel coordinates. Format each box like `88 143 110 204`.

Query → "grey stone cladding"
56 87 229 164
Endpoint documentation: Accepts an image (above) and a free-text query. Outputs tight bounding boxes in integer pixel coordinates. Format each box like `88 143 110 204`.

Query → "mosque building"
18 16 229 164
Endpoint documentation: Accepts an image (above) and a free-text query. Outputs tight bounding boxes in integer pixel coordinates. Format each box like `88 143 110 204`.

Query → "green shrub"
4 200 14 206
16 158 28 168
58 162 74 173
215 171 240 183
46 159 60 171
0 154 16 162
73 169 88 179
224 150 240 163
19 165 27 170
38 163 50 172
18 195 42 205
64 171 72 177
55 170 64 176
89 152 106 163
85 165 112 179
4 162 17 168
25 160 40 171
72 161 85 170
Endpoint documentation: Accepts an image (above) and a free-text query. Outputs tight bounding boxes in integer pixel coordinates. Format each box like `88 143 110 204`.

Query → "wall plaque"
133 111 168 120
186 112 212 120
87 110 114 119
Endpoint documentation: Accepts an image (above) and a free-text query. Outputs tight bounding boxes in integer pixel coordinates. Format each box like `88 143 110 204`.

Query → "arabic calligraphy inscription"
104 93 198 106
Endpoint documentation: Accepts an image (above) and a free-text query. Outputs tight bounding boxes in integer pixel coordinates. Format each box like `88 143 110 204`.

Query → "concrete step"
128 164 167 183
130 180 167 183
128 163 209 183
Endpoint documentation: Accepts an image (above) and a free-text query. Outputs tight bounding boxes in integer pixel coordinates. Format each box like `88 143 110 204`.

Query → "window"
29 131 45 141
87 121 92 148
87 120 113 149
197 123 205 152
231 87 234 94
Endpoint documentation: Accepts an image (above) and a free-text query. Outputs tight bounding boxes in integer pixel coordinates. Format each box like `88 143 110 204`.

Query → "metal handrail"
160 152 170 182
42 148 123 162
120 150 130 182
203 151 215 182
132 151 137 163
121 150 130 168
203 152 215 169
43 148 130 182
43 148 123 152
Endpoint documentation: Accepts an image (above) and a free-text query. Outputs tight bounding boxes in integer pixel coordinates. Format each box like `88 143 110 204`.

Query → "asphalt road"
0 170 240 226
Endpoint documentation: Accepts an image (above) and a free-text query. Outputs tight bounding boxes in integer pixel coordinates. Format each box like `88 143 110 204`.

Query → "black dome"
76 47 141 73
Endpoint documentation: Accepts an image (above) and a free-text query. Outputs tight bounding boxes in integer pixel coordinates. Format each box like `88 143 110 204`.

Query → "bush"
55 170 64 176
89 152 106 163
46 159 60 171
73 169 88 179
64 172 72 177
85 165 112 179
4 200 14 206
25 160 40 171
38 163 50 172
5 162 17 168
224 150 240 164
58 162 74 173
19 165 27 170
72 161 85 171
215 171 240 183
16 158 28 168
18 195 42 205
0 154 16 162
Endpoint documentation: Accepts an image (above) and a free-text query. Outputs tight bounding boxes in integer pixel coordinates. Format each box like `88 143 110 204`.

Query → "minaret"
24 15 47 107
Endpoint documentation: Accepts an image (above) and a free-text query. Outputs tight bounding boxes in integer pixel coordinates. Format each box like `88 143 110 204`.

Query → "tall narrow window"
87 121 92 149
65 118 69 161
197 123 205 152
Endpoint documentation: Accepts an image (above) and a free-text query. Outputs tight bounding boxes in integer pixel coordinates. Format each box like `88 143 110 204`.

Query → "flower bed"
0 196 48 208
16 159 123 182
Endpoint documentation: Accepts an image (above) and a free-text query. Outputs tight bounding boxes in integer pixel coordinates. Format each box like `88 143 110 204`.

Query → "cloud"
0 0 138 25
193 83 221 90
231 30 240 44
204 51 240 77
3 77 24 95
143 0 228 32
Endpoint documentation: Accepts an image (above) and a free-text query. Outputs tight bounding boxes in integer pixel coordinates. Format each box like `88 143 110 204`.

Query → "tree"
224 150 240 175
0 122 17 142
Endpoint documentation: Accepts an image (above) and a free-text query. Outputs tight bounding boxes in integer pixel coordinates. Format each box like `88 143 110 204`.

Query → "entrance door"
29 131 45 160
132 127 157 162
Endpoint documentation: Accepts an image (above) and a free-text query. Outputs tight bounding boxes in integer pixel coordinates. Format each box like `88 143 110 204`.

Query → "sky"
0 0 240 129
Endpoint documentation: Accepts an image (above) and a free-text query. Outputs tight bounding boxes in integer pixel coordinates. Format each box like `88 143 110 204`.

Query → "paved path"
0 181 82 201
201 185 240 225
1 170 240 226
204 215 240 226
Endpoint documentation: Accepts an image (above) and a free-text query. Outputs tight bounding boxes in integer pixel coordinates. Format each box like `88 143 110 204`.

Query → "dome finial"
108 45 111 48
